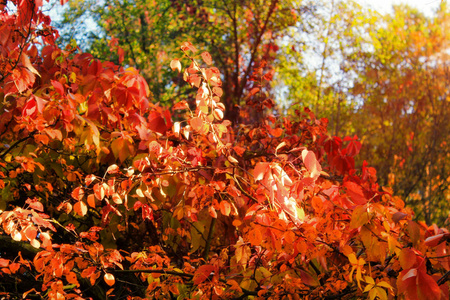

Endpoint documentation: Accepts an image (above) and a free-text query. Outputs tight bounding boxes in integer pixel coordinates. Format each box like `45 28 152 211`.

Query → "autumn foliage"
0 1 449 299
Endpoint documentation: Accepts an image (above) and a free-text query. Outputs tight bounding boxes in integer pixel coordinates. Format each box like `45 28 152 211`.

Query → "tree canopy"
0 0 450 299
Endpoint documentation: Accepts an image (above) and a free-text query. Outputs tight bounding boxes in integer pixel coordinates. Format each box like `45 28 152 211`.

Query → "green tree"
57 0 305 121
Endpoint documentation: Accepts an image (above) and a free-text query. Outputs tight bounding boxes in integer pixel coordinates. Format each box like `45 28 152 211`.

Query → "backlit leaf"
170 59 182 72
220 200 231 216
104 273 115 286
74 201 88 217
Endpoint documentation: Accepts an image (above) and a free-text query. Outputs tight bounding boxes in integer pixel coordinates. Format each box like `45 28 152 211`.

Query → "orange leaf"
253 162 270 182
66 272 79 287
270 127 283 138
233 146 246 156
248 228 263 246
71 186 84 201
298 269 319 286
220 201 231 216
30 239 40 248
190 117 204 131
40 232 52 249
87 194 96 208
74 201 87 217
0 258 9 268
93 183 105 200
408 220 421 247
201 52 213 65
181 41 197 53
399 248 416 270
170 59 182 72
112 193 122 204
350 205 370 229
392 211 408 223
104 273 115 286
209 206 217 219
23 225 37 241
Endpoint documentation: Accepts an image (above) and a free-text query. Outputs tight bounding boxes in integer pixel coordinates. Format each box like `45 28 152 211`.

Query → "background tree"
275 0 450 225
275 0 376 136
347 3 450 225
55 0 308 122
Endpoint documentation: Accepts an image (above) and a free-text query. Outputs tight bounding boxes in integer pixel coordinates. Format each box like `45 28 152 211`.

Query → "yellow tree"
349 3 450 224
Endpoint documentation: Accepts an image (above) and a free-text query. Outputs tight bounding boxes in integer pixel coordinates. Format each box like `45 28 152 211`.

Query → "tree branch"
0 234 41 259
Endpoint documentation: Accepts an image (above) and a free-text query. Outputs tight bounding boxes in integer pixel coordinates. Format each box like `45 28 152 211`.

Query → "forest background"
53 0 450 225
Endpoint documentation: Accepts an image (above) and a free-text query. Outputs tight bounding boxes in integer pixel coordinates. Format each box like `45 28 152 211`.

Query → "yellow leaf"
364 276 375 284
377 281 393 290
350 205 370 229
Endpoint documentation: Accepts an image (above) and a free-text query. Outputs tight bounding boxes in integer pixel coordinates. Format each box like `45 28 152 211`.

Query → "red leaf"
148 110 172 134
424 234 445 247
51 80 65 95
0 258 9 268
181 41 197 53
117 47 124 64
417 268 441 300
173 100 189 111
343 181 367 205
344 135 362 157
22 98 37 118
193 265 216 285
